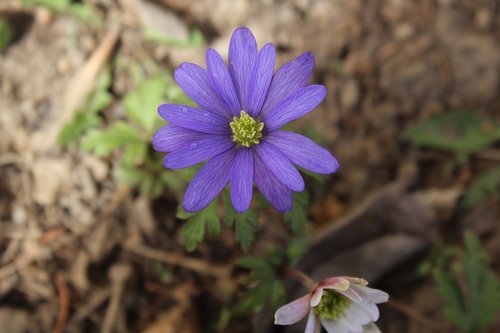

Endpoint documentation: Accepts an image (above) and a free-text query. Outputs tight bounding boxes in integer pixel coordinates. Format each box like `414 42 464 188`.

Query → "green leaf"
433 232 500 333
82 121 143 157
235 215 257 252
223 191 258 251
123 74 167 132
461 166 500 209
179 200 220 252
121 141 147 167
0 18 13 52
58 69 112 146
462 232 500 332
21 0 69 12
67 3 100 25
434 269 468 330
284 191 309 233
286 235 310 263
406 111 500 158
144 28 204 48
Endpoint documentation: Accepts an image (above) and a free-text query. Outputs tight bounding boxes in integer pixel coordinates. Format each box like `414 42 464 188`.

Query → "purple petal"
247 43 276 117
262 85 327 131
152 124 210 152
206 48 241 116
174 63 231 118
230 148 254 212
163 136 235 169
253 152 293 213
266 131 339 174
305 311 321 333
274 294 310 325
228 27 258 111
261 52 315 117
158 104 230 134
255 141 304 192
183 149 236 212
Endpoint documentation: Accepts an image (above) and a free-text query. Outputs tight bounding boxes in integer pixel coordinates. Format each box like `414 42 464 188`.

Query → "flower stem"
282 266 317 290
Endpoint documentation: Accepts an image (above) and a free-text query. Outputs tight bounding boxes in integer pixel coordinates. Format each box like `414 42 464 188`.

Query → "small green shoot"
178 200 221 252
235 236 310 314
81 72 192 197
59 68 112 146
433 232 500 333
284 191 309 233
406 111 500 161
461 166 500 209
0 18 13 52
144 28 204 48
21 0 100 25
223 190 258 252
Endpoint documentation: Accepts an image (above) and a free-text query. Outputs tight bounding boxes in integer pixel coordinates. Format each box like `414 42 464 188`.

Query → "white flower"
274 276 389 333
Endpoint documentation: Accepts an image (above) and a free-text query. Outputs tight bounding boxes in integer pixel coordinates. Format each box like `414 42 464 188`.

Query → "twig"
475 148 500 162
53 273 70 333
66 289 111 331
125 242 232 281
43 25 120 149
388 299 442 332
101 264 132 333
281 266 317 291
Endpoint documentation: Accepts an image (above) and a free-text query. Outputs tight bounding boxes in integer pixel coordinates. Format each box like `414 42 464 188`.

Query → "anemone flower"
153 27 339 213
275 277 389 333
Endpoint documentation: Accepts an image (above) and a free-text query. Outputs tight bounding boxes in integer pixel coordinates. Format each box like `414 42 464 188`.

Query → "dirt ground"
0 0 499 332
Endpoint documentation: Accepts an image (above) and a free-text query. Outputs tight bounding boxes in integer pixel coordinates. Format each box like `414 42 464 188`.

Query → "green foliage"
59 68 112 146
123 74 166 133
235 237 310 315
144 28 204 48
406 111 500 161
178 200 221 252
284 191 309 233
418 243 456 276
223 190 258 252
0 18 13 52
82 121 143 158
80 72 192 197
461 166 500 209
21 0 100 24
433 232 500 333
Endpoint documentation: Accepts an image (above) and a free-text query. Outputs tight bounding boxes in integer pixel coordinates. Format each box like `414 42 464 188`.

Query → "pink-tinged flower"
275 277 389 333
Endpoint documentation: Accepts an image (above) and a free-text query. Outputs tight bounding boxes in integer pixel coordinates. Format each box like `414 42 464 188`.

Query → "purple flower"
275 277 389 333
153 27 339 213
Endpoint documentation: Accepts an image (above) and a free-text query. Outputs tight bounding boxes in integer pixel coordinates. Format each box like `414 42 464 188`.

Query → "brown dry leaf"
0 308 29 333
142 283 200 333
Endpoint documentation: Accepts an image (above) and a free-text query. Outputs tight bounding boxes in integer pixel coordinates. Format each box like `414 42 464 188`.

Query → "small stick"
53 273 70 333
281 266 317 291
125 242 231 281
43 25 120 149
101 264 132 333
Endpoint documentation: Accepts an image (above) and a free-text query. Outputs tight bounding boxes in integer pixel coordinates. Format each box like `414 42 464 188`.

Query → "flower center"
313 289 352 321
230 110 264 147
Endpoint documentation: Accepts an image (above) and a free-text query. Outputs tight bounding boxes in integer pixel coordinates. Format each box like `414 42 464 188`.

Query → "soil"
0 0 499 332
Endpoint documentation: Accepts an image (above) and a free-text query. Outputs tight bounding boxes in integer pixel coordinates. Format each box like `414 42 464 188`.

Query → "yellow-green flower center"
230 110 264 147
313 289 352 321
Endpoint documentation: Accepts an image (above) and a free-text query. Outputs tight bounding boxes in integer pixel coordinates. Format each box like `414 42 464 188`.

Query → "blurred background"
0 0 499 332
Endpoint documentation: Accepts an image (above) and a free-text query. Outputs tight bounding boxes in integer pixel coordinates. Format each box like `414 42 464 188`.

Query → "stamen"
313 289 352 321
230 110 264 147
